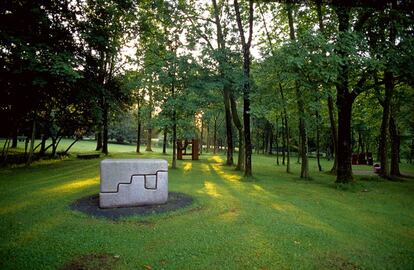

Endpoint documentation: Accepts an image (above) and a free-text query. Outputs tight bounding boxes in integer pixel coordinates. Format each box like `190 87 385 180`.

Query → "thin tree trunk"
316 111 322 172
146 89 153 152
213 116 218 154
39 135 47 156
229 93 244 170
136 98 141 153
287 3 308 179
223 86 234 165
279 84 290 173
200 119 204 155
276 119 279 165
389 116 401 176
102 104 109 155
27 118 36 166
328 95 338 173
206 123 210 153
96 131 102 151
234 0 253 177
163 128 167 154
11 132 17 148
64 138 80 154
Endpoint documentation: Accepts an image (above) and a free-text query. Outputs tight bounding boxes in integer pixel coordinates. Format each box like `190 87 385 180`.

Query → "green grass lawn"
1 141 414 269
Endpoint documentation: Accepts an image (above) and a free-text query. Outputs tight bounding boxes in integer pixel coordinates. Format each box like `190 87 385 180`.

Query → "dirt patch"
61 253 120 270
70 192 193 220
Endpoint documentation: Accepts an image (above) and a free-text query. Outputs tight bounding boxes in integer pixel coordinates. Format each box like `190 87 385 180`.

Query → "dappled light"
183 162 193 172
41 177 98 194
210 163 242 183
209 156 224 163
201 181 221 198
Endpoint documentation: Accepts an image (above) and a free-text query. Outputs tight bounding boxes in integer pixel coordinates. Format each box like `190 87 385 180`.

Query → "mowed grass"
0 140 414 269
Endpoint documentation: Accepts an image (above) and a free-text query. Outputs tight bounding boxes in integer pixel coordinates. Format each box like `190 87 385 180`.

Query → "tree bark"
163 128 167 154
389 116 401 176
287 3 309 179
136 97 142 153
378 71 393 178
26 118 36 166
11 132 17 148
213 116 218 154
334 6 354 183
146 89 153 152
102 104 109 155
96 131 102 151
328 95 338 173
234 0 254 177
275 119 279 165
316 111 322 172
223 87 234 165
279 84 290 173
229 92 244 170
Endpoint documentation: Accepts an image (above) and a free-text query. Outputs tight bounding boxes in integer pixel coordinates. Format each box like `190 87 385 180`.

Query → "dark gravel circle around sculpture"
70 192 194 220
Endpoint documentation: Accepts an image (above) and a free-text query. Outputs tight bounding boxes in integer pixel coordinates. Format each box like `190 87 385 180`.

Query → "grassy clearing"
0 141 413 269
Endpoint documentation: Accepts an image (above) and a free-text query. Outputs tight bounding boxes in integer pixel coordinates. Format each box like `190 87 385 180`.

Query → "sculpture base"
70 192 193 220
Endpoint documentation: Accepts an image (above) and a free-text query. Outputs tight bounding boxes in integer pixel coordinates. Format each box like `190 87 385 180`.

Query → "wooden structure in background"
352 152 373 165
177 139 199 160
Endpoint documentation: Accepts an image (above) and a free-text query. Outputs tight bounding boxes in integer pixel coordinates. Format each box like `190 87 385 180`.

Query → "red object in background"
373 163 381 173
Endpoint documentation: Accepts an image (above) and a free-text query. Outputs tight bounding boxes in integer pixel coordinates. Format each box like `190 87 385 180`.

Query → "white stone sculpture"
99 159 168 208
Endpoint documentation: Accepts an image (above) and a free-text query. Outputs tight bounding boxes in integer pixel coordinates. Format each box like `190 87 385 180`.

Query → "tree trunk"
279 84 290 173
275 119 279 165
223 86 234 165
234 0 253 177
213 116 218 154
287 4 308 179
171 78 177 169
206 123 210 153
136 98 141 153
102 104 108 155
163 128 167 154
200 119 204 155
146 89 153 152
389 116 400 176
268 122 273 155
63 138 80 154
316 111 322 172
96 131 102 151
334 6 355 183
336 95 354 183
11 132 17 148
378 71 393 178
26 118 36 166
39 135 47 156
328 95 338 173
229 92 244 171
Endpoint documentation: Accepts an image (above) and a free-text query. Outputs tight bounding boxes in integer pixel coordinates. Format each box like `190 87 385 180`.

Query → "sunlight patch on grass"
253 184 265 192
210 164 242 183
183 162 193 172
42 177 98 194
200 164 211 173
202 181 221 198
209 155 223 163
